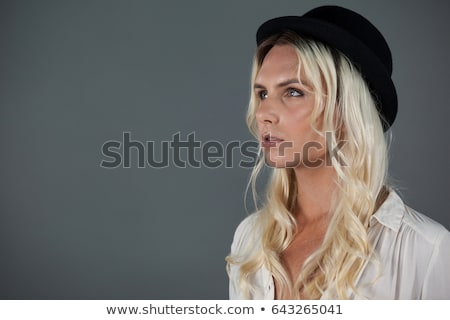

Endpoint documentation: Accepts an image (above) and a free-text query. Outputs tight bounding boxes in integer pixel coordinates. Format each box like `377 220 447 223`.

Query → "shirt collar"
369 190 405 232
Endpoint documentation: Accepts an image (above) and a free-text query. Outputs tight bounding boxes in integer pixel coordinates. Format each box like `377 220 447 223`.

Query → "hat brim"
256 16 397 130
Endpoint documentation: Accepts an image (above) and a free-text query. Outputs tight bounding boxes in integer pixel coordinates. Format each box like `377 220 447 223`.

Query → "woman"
226 5 450 299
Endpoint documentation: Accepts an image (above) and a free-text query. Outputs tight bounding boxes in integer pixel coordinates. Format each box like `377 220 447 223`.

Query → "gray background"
1 0 449 299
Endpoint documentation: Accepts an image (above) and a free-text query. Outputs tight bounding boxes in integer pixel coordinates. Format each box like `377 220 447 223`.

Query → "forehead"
256 44 300 82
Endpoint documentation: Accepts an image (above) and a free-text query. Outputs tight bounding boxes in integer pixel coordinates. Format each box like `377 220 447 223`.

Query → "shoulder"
373 190 449 246
367 191 450 298
402 204 450 246
371 190 450 267
400 204 450 298
230 211 263 254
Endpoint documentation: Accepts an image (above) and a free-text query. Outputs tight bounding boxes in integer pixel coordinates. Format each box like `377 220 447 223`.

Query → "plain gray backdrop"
1 0 449 299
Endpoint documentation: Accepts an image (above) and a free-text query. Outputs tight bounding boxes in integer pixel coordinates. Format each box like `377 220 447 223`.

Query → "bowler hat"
256 5 397 130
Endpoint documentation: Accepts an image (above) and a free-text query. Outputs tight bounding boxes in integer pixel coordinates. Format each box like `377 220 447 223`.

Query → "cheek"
285 113 325 153
286 100 314 124
285 110 313 139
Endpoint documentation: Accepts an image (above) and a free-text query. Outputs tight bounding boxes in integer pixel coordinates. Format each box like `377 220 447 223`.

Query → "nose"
255 97 280 126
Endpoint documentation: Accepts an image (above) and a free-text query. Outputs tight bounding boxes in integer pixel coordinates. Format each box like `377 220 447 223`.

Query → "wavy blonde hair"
226 31 390 299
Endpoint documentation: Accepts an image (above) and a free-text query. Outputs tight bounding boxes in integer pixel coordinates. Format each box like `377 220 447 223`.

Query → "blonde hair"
226 32 390 299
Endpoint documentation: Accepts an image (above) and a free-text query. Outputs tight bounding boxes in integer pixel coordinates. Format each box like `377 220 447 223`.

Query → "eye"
257 90 268 100
287 88 304 97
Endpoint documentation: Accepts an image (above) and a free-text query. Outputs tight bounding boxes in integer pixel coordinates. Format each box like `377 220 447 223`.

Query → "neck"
293 165 337 226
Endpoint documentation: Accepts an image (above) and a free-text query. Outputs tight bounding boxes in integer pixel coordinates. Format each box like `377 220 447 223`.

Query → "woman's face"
255 44 326 168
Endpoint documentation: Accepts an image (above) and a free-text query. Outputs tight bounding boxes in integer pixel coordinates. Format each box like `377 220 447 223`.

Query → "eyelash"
258 91 268 100
287 88 304 97
257 88 304 100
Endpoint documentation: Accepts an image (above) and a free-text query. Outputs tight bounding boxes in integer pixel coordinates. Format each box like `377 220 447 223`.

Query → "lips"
261 132 284 148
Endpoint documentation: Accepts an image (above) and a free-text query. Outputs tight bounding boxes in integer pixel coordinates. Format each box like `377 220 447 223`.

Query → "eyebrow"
254 78 304 90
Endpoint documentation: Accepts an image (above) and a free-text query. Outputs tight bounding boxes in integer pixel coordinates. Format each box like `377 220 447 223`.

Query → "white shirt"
228 191 450 299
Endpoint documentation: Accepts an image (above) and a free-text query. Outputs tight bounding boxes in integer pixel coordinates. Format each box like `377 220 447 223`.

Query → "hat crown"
304 6 392 74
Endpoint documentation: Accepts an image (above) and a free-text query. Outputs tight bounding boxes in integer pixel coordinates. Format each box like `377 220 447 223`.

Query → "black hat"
256 5 397 130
